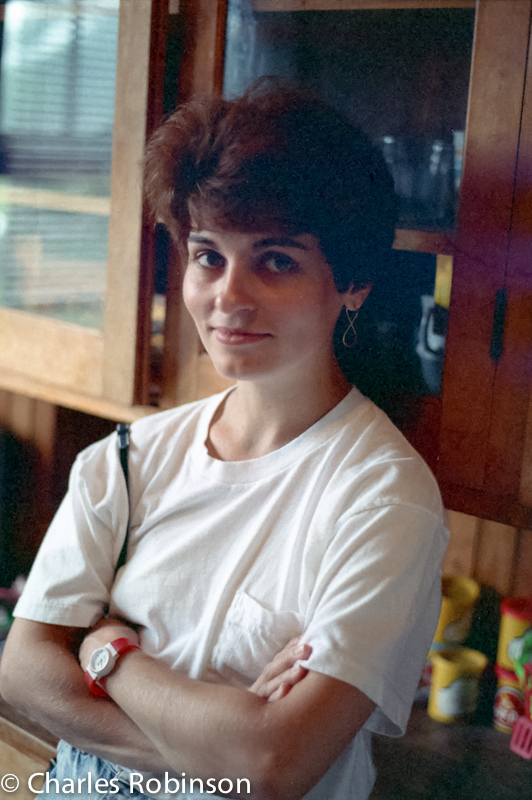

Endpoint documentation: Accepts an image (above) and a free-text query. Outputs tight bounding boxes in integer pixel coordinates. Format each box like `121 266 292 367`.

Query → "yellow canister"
433 576 480 646
493 664 525 733
496 597 532 671
428 647 488 723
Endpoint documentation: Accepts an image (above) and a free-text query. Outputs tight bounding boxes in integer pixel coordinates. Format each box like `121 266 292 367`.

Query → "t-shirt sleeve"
302 502 448 737
14 434 129 628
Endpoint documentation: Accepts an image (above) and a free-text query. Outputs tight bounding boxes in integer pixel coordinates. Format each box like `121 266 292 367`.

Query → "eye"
192 249 225 269
259 251 299 274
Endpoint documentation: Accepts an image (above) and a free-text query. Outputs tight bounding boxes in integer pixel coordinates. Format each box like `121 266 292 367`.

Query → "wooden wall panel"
9 395 34 443
521 384 532 507
472 520 518 596
443 510 478 576
443 511 532 600
514 529 532 595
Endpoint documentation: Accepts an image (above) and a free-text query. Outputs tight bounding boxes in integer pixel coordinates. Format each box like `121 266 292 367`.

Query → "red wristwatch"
84 637 140 698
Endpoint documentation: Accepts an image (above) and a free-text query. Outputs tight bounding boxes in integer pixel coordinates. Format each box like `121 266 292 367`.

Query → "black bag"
115 423 130 576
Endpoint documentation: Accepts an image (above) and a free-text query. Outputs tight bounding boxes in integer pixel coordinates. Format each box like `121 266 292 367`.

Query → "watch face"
90 648 111 674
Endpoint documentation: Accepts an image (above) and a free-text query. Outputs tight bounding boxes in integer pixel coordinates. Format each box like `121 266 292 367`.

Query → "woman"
0 84 448 800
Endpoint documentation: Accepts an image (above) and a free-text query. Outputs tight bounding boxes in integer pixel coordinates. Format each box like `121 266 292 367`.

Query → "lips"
212 327 271 345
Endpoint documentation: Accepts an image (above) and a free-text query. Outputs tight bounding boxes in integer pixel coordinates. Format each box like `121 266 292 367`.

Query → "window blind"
0 0 119 327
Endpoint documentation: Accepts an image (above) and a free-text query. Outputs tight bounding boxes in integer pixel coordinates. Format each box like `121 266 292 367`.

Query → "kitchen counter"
371 701 532 800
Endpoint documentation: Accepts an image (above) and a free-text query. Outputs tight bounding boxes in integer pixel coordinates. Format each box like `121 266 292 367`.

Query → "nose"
215 262 256 314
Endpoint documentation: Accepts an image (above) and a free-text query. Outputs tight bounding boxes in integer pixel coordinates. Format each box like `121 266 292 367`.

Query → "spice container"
428 647 488 723
433 576 480 646
493 664 525 733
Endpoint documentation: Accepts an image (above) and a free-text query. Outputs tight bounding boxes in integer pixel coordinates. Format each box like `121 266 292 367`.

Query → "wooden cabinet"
436 0 532 526
1 0 531 528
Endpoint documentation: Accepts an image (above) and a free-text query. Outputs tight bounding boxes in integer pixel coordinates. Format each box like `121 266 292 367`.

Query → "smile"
212 327 271 345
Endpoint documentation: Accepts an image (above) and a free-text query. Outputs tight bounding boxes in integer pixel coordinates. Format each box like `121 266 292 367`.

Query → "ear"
342 284 372 312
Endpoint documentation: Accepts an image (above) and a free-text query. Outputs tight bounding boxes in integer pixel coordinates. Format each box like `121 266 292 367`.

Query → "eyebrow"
187 234 308 251
255 236 308 251
187 234 216 245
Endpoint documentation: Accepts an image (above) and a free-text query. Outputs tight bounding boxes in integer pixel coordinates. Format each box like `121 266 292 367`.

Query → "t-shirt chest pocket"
210 590 305 687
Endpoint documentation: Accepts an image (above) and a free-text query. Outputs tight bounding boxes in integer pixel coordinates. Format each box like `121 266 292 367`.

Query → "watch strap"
84 637 140 698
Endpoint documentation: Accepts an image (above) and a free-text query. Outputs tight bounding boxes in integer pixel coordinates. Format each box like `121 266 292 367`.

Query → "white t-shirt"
15 387 449 800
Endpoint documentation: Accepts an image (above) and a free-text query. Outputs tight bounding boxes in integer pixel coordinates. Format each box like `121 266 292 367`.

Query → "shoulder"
324 389 444 520
72 392 225 487
129 393 215 449
80 392 223 460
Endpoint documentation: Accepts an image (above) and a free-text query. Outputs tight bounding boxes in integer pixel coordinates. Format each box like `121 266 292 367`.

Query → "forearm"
106 651 271 793
0 621 168 772
105 650 374 800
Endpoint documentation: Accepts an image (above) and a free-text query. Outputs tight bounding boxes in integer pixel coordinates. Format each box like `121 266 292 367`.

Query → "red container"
496 597 532 671
493 665 524 733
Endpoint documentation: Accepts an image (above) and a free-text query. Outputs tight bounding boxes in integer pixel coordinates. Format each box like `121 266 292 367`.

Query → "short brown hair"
143 81 397 291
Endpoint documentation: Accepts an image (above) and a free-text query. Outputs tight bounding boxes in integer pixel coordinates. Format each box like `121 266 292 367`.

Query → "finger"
254 663 308 699
249 641 312 694
266 642 312 679
266 665 310 703
250 654 290 689
285 662 309 685
267 682 291 703
295 642 312 661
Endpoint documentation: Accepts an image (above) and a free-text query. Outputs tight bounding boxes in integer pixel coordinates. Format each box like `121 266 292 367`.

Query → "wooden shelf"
393 229 455 255
439 479 532 530
3 185 110 216
0 367 157 423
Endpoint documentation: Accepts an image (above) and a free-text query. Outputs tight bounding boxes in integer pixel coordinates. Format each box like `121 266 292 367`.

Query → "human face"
183 228 365 387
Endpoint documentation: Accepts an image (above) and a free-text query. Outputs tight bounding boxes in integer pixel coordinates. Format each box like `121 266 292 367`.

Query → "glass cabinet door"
0 0 161 413
218 0 476 451
224 0 475 233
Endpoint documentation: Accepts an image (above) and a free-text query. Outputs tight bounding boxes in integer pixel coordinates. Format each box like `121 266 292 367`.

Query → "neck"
207 364 351 461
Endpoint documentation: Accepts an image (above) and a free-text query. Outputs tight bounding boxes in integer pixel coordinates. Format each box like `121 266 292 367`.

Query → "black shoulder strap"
115 422 130 576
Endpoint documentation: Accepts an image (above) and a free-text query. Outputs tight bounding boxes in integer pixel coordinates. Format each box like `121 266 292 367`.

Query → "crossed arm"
0 616 375 800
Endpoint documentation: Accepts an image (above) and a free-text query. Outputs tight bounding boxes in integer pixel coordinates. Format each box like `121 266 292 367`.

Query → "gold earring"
342 308 359 348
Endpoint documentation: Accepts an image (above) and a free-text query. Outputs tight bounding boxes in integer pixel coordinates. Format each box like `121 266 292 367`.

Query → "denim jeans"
42 739 235 799
40 739 151 799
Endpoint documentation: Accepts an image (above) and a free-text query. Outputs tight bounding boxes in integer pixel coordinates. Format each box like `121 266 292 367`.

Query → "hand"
78 617 140 671
249 637 312 702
